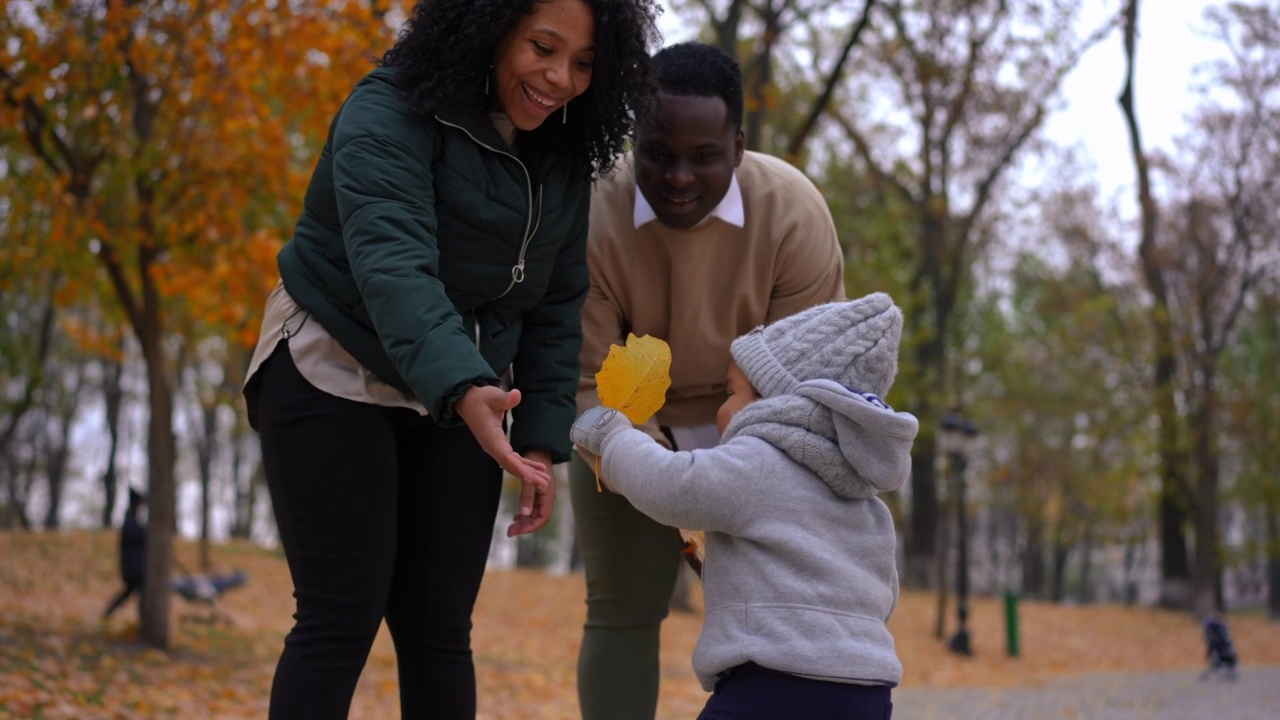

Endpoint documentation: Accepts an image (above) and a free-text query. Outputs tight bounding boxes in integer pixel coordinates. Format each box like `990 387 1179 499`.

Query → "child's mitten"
571 406 635 456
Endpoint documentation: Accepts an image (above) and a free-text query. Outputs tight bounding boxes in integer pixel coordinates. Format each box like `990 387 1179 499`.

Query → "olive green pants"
569 451 685 720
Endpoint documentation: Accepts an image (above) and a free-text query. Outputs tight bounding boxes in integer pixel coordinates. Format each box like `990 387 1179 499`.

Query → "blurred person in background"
103 487 146 622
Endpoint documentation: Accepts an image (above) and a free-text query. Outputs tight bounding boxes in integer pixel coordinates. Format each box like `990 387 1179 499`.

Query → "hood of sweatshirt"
721 378 919 499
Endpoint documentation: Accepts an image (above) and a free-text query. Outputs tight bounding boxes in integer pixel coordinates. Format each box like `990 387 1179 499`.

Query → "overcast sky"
655 1 1226 204
1047 1 1224 199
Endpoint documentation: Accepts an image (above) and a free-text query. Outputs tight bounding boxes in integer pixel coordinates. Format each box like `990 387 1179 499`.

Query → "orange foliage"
0 0 410 345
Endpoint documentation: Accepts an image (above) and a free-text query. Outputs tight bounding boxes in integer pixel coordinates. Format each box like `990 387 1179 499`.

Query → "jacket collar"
363 66 513 151
435 99 517 154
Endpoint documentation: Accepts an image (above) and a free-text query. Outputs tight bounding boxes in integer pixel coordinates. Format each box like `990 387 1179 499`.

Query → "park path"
893 665 1280 719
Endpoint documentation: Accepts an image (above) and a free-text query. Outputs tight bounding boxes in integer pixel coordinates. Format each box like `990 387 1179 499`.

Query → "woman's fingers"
457 386 549 488
503 452 551 488
507 476 556 537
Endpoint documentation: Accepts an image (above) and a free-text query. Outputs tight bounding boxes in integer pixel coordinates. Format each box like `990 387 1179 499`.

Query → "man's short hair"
650 42 744 129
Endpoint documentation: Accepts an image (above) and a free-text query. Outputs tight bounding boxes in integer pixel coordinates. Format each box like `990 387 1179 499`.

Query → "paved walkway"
893 665 1280 719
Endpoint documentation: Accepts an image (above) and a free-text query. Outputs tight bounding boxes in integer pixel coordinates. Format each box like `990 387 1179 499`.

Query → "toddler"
572 292 918 719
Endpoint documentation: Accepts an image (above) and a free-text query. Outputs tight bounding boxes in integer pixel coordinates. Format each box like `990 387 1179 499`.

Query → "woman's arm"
509 183 591 463
331 84 499 423
331 81 546 487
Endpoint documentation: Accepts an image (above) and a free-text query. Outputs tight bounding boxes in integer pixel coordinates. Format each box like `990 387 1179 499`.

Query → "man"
569 41 846 720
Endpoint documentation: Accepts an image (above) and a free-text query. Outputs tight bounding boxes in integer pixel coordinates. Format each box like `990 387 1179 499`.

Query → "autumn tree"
178 333 257 571
1 0 401 648
0 264 57 528
1177 0 1280 614
0 132 62 471
1118 0 1194 611
1121 0 1280 611
964 179 1153 602
1222 280 1280 619
831 0 1112 587
670 0 878 156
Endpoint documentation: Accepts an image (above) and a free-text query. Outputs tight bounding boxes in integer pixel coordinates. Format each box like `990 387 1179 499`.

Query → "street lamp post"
941 411 980 657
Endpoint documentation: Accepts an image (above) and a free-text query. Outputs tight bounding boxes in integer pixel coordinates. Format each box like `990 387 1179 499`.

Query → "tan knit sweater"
578 150 846 440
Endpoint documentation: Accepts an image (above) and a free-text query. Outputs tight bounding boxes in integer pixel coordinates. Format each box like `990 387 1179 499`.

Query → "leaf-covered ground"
1 532 1277 719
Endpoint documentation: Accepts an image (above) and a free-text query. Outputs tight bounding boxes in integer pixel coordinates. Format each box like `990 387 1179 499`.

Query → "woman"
242 1 660 717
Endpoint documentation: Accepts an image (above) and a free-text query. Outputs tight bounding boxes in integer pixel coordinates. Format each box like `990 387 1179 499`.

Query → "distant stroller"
1199 614 1238 681
171 567 248 625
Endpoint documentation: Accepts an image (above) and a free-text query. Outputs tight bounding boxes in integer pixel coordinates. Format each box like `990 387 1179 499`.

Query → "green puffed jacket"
278 66 590 461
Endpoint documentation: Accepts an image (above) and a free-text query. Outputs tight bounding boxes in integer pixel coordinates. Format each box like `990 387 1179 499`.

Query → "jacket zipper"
435 117 538 301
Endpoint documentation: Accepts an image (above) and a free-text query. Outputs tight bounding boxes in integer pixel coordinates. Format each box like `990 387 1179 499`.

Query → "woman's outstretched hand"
456 385 550 489
508 449 555 537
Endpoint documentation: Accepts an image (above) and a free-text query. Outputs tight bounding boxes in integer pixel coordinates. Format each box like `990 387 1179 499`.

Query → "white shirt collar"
633 172 745 229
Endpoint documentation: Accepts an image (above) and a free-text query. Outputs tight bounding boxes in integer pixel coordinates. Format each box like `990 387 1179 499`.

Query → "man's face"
634 92 745 229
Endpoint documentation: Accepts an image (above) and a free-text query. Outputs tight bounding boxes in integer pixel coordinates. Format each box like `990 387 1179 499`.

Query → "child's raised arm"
572 408 759 533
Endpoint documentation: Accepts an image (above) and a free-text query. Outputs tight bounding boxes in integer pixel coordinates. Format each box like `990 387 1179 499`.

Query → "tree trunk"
42 366 84 531
139 316 176 650
785 0 877 160
547 464 576 576
933 491 951 639
42 429 69 530
743 10 780 152
3 452 33 530
905 201 952 589
1192 366 1222 614
1268 507 1280 621
1023 520 1046 599
906 434 941 588
246 462 264 540
711 0 747 60
197 398 217 572
1079 527 1095 604
1158 494 1192 608
100 358 124 529
516 532 545 568
1119 0 1192 611
1122 537 1145 605
1050 539 1069 603
230 434 250 539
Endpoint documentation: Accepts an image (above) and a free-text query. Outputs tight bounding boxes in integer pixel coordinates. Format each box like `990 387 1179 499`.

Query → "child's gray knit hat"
730 292 903 399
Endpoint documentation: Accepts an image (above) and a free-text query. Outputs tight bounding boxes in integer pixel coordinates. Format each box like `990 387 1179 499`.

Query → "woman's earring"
562 103 568 124
485 66 491 95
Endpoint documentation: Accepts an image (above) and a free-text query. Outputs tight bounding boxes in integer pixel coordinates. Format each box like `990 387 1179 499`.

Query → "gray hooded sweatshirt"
574 377 918 691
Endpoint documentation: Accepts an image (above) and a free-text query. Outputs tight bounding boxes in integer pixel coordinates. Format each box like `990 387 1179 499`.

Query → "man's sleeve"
765 177 847 323
577 211 671 448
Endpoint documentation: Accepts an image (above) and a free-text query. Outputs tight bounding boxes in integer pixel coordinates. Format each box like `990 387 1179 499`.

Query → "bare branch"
832 112 914 202
96 239 146 335
786 0 877 160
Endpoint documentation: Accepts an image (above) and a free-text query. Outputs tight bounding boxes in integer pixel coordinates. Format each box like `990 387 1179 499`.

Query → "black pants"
103 579 143 619
253 342 503 720
698 664 893 720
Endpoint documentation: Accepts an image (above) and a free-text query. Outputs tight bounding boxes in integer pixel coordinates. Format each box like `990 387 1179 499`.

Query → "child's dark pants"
697 663 893 720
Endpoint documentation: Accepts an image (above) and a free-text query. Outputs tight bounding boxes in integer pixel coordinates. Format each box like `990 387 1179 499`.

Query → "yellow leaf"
595 333 672 424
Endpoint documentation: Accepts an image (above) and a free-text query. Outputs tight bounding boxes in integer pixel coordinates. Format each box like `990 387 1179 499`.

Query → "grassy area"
1 531 1277 719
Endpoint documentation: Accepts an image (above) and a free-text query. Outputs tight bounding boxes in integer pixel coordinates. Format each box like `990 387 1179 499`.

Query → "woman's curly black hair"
380 0 662 180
